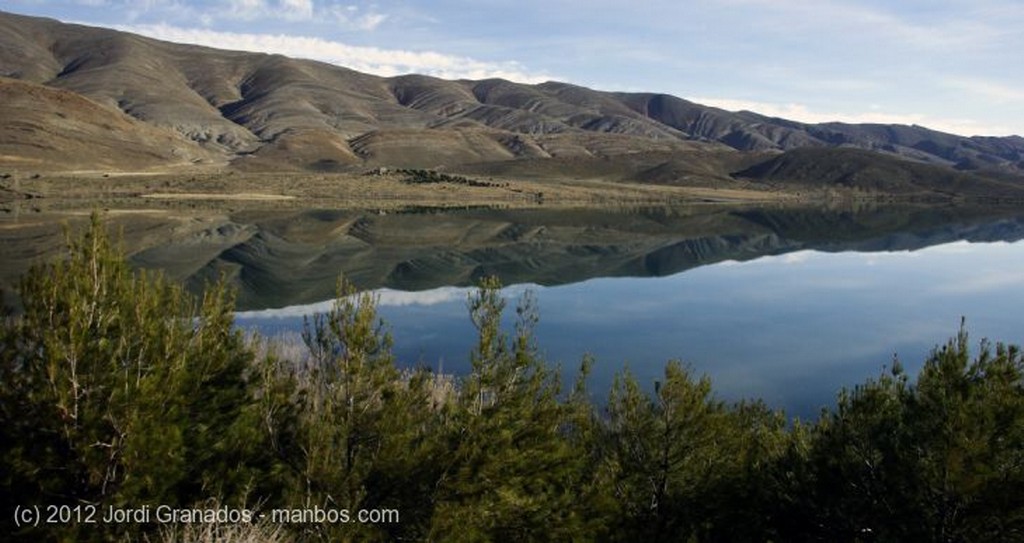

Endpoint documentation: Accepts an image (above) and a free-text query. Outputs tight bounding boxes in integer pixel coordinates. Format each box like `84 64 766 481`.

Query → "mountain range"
1 10 1023 196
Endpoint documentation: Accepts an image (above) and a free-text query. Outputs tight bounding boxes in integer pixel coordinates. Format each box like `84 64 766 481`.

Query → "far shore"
0 170 809 214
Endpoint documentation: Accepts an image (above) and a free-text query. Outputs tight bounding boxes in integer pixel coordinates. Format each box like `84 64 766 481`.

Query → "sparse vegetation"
398 169 499 188
2 216 1023 541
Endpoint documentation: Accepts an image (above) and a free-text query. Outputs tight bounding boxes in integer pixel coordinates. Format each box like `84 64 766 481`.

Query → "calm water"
238 237 1024 419
6 203 1022 418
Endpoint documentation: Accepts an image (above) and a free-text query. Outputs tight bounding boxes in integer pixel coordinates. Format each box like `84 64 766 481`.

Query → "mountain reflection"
4 203 1024 312
137 203 1024 310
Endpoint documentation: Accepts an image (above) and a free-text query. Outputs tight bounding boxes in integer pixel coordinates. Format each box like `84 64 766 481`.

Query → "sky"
4 0 1023 137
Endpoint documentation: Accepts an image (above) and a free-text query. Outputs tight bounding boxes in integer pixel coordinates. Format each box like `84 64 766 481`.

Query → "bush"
804 324 1024 541
0 214 271 540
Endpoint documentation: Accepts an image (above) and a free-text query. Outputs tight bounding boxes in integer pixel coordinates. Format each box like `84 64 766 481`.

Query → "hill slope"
0 10 1022 196
0 77 219 171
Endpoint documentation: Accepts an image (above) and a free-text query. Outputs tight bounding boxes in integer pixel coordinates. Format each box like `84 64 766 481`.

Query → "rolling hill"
1 10 1022 197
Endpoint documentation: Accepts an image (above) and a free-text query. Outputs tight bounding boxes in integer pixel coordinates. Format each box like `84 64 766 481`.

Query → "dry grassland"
0 170 794 215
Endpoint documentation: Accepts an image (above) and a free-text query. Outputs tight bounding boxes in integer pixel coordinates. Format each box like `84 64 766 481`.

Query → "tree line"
1 215 1022 542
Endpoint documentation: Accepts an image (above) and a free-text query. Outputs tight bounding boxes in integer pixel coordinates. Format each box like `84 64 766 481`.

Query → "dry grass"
147 521 292 543
250 330 457 411
0 170 795 215
142 193 297 201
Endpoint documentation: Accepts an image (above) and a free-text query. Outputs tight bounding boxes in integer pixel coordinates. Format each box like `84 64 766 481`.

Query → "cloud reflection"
235 238 1024 419
236 283 541 319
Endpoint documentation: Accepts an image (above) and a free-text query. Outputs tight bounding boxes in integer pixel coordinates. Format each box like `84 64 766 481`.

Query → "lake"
3 202 1024 418
220 203 1024 419
236 237 1024 419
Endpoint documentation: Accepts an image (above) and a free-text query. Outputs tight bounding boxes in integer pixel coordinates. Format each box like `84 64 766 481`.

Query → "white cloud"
375 287 467 307
234 286 468 318
113 0 198 23
279 0 313 21
222 0 313 21
944 78 1024 104
918 240 976 255
326 4 388 30
223 0 265 20
690 97 1015 137
116 23 554 82
235 299 334 319
779 251 813 265
716 0 1005 53
357 13 387 30
182 0 378 26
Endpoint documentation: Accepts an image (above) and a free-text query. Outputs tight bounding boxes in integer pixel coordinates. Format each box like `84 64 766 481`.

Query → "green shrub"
0 214 271 540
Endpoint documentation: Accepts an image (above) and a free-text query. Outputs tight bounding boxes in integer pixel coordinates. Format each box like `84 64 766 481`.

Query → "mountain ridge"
1 10 1022 197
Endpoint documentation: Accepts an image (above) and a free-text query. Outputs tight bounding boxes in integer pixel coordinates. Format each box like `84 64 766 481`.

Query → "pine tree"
0 214 270 540
429 278 587 541
604 361 730 540
804 323 1024 541
288 278 441 541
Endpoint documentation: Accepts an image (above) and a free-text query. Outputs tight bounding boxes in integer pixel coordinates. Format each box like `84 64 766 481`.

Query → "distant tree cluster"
2 216 1023 542
398 169 501 188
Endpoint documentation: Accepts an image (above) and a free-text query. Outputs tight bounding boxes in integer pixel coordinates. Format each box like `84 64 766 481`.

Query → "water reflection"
4 203 1024 311
141 203 1024 310
5 203 1024 417
238 238 1024 419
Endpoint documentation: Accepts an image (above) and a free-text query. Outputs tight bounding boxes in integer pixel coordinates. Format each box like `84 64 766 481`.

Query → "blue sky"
5 0 1023 136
